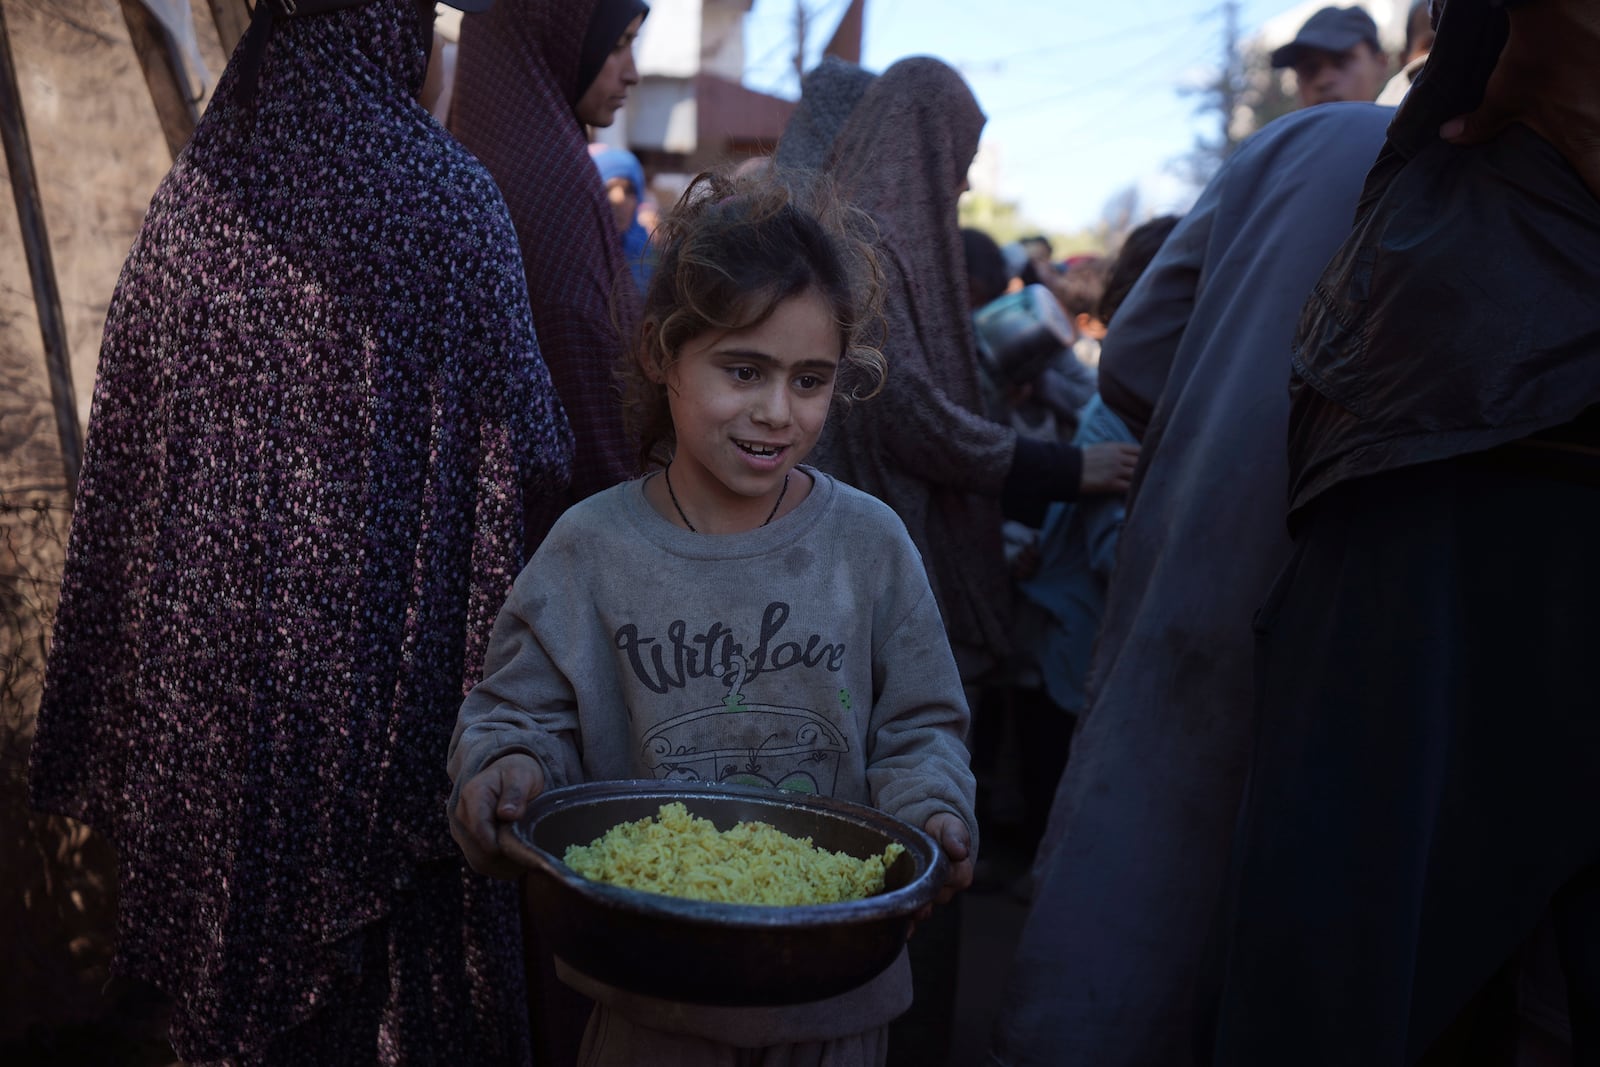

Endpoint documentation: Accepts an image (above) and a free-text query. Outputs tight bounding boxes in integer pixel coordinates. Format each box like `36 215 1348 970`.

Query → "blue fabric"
589 144 653 292
1017 395 1132 714
990 102 1393 1067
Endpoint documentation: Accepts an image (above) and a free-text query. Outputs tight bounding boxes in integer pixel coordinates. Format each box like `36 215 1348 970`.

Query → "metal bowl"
501 780 947 1006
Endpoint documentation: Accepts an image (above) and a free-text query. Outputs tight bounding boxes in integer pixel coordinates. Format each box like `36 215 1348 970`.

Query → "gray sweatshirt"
448 468 977 1045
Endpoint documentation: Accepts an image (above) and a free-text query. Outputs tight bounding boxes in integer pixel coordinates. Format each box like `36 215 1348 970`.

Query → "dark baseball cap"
1270 6 1381 68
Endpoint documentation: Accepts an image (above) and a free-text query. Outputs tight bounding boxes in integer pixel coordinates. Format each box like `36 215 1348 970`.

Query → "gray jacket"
449 469 977 1044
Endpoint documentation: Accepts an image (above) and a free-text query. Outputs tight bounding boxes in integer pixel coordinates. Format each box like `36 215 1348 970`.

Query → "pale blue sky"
740 0 1307 233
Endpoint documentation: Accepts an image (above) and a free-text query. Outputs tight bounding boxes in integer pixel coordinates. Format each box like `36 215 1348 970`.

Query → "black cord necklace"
663 463 789 533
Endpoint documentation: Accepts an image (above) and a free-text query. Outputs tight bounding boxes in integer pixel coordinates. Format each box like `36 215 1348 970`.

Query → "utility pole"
1218 0 1242 158
1180 0 1247 189
792 1 809 84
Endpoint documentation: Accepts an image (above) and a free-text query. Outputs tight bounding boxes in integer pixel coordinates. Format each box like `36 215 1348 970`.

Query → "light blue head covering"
588 143 652 292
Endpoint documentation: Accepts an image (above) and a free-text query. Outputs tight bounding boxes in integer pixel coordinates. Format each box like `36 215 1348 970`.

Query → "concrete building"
596 0 866 205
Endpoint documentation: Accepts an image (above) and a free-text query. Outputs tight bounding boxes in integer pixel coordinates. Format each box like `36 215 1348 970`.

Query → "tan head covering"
817 56 1016 658
775 55 878 173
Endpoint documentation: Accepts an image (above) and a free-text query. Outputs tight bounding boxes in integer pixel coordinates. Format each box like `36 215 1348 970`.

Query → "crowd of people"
20 0 1598 1064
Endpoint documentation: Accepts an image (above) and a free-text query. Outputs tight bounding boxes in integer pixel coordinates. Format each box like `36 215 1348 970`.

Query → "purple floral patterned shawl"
27 0 572 1057
449 0 644 506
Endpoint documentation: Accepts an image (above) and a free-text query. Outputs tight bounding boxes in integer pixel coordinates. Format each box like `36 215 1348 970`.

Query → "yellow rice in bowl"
562 801 906 906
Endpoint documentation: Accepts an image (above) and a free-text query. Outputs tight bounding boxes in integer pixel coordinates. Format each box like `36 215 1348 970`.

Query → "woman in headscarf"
817 57 1136 686
588 143 653 294
987 100 1391 1067
1210 0 1600 1061
450 0 648 519
25 0 573 1061
774 55 878 174
815 56 1137 1067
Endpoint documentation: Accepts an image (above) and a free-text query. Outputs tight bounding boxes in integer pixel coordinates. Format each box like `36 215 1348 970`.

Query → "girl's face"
661 289 842 531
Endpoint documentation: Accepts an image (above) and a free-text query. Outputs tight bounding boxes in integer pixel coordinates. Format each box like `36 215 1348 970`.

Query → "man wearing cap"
1272 5 1391 108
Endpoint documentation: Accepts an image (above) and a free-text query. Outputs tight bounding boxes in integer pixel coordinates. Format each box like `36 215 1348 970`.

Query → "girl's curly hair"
620 166 886 471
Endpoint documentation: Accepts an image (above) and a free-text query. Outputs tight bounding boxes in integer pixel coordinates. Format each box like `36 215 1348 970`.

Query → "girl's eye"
795 374 829 391
730 366 759 383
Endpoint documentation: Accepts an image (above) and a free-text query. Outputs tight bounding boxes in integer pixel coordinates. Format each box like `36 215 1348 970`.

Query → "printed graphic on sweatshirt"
627 602 849 794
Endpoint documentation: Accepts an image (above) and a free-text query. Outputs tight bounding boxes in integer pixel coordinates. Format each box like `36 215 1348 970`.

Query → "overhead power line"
954 11 1211 75
998 28 1217 119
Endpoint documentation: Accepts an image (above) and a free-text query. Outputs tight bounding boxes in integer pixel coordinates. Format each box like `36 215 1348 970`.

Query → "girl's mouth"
735 440 784 458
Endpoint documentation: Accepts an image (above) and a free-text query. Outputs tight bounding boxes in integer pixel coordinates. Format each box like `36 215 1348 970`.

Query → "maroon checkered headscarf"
450 0 647 508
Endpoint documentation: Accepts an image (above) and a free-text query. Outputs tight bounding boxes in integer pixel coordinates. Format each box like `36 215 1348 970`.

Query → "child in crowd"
1014 217 1179 848
589 142 656 294
1020 217 1177 724
1053 256 1111 368
446 168 978 1065
1096 215 1181 328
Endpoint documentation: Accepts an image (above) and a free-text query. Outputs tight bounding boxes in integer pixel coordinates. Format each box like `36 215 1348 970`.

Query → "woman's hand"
1078 441 1141 495
449 753 546 879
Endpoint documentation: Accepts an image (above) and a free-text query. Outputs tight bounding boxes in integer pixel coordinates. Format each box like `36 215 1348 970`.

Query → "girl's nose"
753 385 792 426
